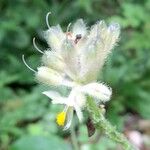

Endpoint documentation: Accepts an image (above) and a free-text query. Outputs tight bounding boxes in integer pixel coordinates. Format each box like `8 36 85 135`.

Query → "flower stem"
71 119 79 150
86 96 136 150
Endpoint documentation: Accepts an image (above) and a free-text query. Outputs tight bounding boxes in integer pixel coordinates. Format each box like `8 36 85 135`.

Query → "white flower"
43 87 86 130
35 14 120 129
42 83 111 130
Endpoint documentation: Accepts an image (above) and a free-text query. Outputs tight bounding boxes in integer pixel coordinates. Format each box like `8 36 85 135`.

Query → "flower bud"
36 66 63 86
44 25 65 52
81 82 112 102
42 51 65 71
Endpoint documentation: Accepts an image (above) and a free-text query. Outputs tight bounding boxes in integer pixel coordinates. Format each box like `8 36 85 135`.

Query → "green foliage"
0 0 150 149
10 136 71 150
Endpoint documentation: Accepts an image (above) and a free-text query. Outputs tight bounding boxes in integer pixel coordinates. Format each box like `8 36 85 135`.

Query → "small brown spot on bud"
75 34 82 44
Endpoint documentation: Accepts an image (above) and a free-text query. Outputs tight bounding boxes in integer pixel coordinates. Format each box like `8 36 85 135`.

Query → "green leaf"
10 136 71 150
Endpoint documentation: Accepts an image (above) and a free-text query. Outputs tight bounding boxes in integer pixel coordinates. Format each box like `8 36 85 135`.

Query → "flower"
35 15 120 130
43 87 86 130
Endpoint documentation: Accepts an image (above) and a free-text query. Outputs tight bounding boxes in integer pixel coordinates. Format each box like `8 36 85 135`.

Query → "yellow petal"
56 111 66 126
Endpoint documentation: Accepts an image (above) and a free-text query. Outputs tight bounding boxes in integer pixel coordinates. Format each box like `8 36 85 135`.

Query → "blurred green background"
0 0 150 150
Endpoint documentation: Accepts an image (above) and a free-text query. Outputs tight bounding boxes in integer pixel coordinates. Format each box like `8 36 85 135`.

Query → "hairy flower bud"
36 66 63 86
44 25 65 52
81 83 112 102
42 51 65 71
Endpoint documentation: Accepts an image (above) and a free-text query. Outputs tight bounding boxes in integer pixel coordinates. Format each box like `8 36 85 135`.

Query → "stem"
71 119 79 150
86 96 136 150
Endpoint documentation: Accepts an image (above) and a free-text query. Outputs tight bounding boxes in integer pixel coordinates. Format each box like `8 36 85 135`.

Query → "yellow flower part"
56 111 66 126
